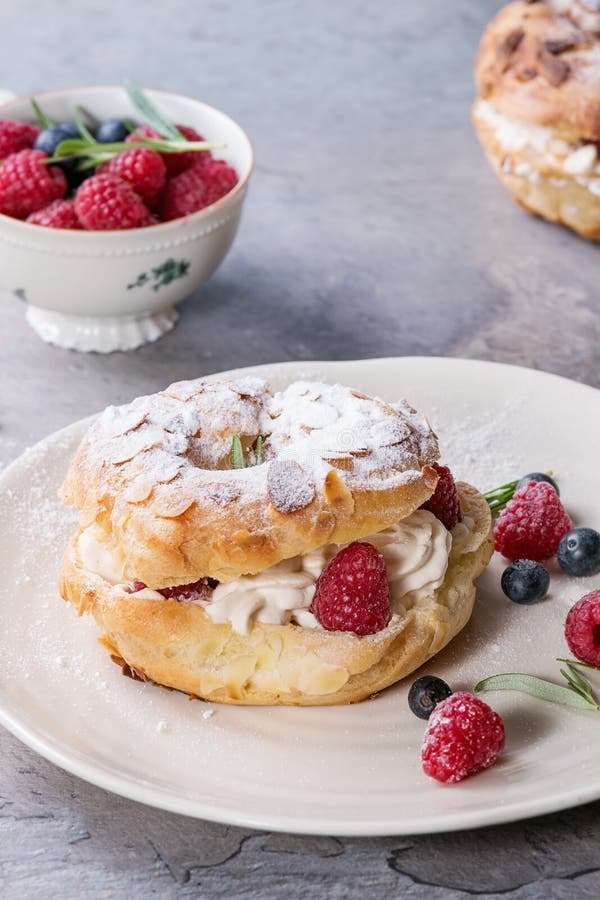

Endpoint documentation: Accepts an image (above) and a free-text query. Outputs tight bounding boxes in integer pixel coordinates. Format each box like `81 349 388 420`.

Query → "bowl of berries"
0 84 253 352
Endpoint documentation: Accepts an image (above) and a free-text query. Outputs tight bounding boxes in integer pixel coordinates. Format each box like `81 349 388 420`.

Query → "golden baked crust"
59 483 493 706
473 102 600 238
475 1 600 141
61 378 440 586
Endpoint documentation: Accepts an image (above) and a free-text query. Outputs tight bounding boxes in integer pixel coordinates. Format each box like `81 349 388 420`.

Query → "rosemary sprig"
31 98 53 129
559 660 597 706
44 135 224 170
231 435 245 469
31 83 225 172
483 479 520 512
483 471 555 512
231 434 267 468
74 106 96 144
124 80 184 142
556 657 600 672
255 435 265 465
475 660 599 711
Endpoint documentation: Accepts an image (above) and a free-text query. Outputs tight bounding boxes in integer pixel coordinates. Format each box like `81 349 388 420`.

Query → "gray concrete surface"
2 0 600 897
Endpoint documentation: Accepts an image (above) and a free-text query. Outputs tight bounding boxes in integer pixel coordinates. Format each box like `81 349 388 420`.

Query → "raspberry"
98 147 166 205
127 123 211 175
516 472 559 495
565 591 600 666
164 124 211 175
160 159 238 221
0 149 67 219
421 692 505 783
311 541 391 635
494 481 572 561
0 120 40 158
132 578 216 601
74 174 153 230
420 463 462 530
126 125 161 143
27 199 82 229
202 157 238 194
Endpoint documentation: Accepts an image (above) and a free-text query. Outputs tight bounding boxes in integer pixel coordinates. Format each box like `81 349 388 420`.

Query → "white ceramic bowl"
0 86 254 352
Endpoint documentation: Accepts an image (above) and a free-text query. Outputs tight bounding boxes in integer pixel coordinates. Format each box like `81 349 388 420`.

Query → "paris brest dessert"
59 377 493 706
473 0 600 239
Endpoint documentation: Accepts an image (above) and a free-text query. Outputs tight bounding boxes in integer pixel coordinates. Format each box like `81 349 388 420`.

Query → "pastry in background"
473 0 600 239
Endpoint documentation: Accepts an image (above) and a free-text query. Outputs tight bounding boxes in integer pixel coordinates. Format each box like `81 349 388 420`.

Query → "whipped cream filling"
206 509 451 633
474 100 600 182
205 561 318 633
78 527 124 584
77 509 451 636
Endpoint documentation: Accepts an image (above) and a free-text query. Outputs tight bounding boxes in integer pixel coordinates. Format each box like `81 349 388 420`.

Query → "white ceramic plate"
1 357 600 836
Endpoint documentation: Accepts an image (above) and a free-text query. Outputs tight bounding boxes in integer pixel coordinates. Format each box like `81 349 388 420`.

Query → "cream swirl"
206 559 316 633
78 509 452 636
205 509 451 634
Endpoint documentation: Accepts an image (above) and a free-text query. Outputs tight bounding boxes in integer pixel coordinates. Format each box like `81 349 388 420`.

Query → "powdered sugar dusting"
266 382 438 489
82 376 271 488
427 401 523 492
267 459 315 513
63 377 439 533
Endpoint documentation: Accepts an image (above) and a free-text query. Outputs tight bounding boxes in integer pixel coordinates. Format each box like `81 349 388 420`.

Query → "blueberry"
34 123 80 171
501 559 549 604
34 123 79 157
408 676 452 720
96 118 130 143
516 472 559 495
557 528 600 577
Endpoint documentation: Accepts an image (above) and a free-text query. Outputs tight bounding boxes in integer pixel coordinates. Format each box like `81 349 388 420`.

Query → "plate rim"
1 355 600 836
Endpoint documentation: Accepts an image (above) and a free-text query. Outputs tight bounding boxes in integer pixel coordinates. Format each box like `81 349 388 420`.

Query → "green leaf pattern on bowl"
127 257 190 292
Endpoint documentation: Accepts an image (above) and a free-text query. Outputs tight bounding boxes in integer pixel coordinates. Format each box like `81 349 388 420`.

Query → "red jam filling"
131 577 218 601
